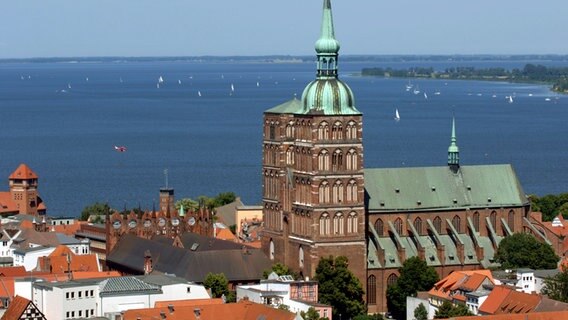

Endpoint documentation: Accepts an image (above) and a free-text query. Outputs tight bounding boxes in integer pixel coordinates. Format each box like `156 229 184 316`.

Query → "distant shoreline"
1 54 568 64
361 64 568 94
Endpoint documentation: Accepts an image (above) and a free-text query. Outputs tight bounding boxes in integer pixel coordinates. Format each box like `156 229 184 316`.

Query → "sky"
0 0 566 58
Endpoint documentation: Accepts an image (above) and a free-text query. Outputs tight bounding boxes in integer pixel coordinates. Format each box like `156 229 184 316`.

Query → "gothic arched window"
394 218 403 235
348 212 358 233
332 149 343 171
318 181 330 204
269 240 275 260
332 121 343 140
508 210 515 232
414 217 422 235
332 180 344 203
318 150 330 171
347 121 357 140
490 211 497 229
319 213 330 235
346 149 358 170
387 273 398 287
346 179 358 203
334 212 344 235
433 216 442 233
452 215 461 232
375 219 384 236
318 121 329 140
367 275 377 305
473 211 480 232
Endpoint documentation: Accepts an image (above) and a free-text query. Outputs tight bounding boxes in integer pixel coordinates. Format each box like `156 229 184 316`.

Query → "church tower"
261 0 366 285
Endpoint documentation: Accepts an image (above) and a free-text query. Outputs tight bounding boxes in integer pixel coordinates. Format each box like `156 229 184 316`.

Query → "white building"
236 274 332 319
15 274 210 319
12 246 55 271
534 269 560 294
465 290 491 315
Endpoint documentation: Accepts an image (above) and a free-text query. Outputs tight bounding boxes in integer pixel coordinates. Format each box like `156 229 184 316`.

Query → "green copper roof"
364 164 528 212
301 79 360 115
448 117 460 165
179 204 185 217
265 98 303 114
315 0 340 54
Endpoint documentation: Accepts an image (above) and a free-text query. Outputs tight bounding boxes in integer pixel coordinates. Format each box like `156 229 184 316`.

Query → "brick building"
0 164 46 217
261 0 544 313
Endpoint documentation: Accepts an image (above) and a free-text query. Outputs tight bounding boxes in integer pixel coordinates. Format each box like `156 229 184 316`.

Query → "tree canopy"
434 301 473 319
80 202 111 222
414 303 428 320
174 192 237 211
262 262 298 280
529 193 568 221
315 256 366 320
203 272 229 298
495 233 559 270
542 266 568 302
386 257 439 320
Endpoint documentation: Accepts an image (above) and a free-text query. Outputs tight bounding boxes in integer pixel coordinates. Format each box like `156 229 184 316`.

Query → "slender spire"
448 117 460 170
315 0 340 79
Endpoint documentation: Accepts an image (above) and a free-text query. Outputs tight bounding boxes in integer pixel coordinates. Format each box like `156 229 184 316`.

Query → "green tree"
315 256 366 320
386 257 439 320
300 307 321 320
542 266 568 302
80 202 111 221
495 233 559 269
434 301 473 319
262 262 298 279
203 273 229 298
414 303 428 320
277 304 290 312
175 198 199 212
213 192 237 207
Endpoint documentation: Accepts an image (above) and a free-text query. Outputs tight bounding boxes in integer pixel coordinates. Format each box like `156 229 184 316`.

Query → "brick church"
260 0 540 313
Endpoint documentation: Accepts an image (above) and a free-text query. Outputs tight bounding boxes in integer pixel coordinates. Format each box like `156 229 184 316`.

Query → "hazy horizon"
1 0 566 59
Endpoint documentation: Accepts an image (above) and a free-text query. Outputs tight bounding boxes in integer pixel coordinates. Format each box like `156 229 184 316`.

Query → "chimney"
193 308 201 318
167 304 174 314
144 250 153 275
159 311 166 319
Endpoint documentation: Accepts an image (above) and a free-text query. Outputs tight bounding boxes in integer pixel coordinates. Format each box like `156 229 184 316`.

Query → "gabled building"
106 234 272 288
123 300 303 320
0 164 46 217
237 273 332 319
23 274 210 320
0 295 46 320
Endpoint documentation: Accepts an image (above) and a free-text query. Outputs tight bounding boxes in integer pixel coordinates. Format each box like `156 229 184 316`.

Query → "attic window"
467 253 474 259
395 188 400 193
431 186 436 192
380 202 385 207
417 201 422 205
190 243 199 251
453 199 458 204
449 254 455 260
429 255 435 261
467 185 472 191
388 255 395 263
487 197 492 203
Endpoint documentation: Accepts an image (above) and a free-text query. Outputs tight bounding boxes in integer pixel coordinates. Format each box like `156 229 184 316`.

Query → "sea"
0 59 567 217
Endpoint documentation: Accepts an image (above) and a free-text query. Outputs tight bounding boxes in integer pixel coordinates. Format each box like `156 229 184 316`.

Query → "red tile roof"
154 298 224 308
36 245 100 273
451 310 568 320
124 300 299 320
429 270 493 301
0 267 27 278
0 295 45 320
9 164 38 180
479 286 512 314
479 285 543 315
0 192 18 214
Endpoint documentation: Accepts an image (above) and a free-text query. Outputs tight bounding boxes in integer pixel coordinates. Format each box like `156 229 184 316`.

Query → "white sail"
257 81 260 87
198 90 202 97
394 109 400 121
508 95 513 103
158 76 164 83
231 83 235 92
424 92 428 99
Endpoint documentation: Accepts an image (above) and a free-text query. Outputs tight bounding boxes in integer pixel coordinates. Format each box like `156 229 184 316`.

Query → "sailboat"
198 90 202 97
413 86 421 95
256 81 260 87
423 92 428 100
507 95 513 103
394 109 400 121
68 83 72 89
158 76 164 83
178 80 182 85
231 83 235 92
405 81 413 91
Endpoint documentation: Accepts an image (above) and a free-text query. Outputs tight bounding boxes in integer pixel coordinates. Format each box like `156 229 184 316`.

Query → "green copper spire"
315 0 340 78
448 117 460 169
179 204 185 217
300 0 360 115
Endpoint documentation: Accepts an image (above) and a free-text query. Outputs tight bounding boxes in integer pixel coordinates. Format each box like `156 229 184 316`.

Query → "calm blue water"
0 60 567 217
